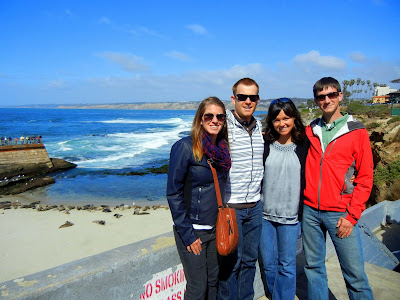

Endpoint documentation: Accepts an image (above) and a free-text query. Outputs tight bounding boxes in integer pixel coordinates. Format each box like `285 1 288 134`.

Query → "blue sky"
1 0 399 105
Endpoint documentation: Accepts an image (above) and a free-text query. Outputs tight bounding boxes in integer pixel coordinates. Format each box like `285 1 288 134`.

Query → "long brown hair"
191 97 229 161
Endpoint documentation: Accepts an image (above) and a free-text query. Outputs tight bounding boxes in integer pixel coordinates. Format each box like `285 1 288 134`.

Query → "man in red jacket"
302 77 374 299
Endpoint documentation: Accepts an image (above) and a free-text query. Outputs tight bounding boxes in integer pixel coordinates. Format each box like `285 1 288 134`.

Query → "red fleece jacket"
303 117 374 225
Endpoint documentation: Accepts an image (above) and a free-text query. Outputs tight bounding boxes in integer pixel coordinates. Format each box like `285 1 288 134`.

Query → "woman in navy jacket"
167 96 231 300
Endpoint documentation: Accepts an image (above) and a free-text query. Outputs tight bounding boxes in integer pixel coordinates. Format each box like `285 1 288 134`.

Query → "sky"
1 0 400 105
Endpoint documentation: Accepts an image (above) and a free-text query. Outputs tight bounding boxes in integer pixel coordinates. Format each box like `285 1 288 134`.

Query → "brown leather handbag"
208 160 239 256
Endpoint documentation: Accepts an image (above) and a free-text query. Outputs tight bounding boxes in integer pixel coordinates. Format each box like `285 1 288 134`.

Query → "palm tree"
367 80 371 100
350 79 355 100
361 81 365 101
342 80 350 104
373 82 378 97
356 78 361 100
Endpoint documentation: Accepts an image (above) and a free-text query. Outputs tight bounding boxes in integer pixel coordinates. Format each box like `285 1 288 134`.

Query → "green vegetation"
342 78 387 102
366 122 380 130
345 102 390 117
374 160 400 186
393 127 400 142
145 164 169 174
387 116 400 125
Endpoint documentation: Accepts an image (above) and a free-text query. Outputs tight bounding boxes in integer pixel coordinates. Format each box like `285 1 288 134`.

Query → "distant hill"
4 98 310 111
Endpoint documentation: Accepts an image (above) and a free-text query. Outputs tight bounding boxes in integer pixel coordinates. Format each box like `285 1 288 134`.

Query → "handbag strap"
207 159 224 208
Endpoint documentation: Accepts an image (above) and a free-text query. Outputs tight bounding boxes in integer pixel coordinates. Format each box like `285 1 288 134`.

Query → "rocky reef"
0 158 76 195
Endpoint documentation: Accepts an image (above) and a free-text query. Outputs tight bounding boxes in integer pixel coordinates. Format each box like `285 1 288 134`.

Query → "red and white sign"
139 264 186 300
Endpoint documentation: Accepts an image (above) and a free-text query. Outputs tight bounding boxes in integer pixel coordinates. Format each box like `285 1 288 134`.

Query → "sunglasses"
315 92 340 101
235 94 260 102
203 113 226 123
270 98 293 106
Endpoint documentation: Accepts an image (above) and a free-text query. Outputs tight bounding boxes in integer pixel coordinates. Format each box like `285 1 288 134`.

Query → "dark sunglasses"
270 98 293 106
315 92 340 101
203 113 226 122
235 94 260 102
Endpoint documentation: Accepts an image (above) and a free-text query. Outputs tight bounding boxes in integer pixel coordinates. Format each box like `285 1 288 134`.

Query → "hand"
186 238 202 255
336 217 354 239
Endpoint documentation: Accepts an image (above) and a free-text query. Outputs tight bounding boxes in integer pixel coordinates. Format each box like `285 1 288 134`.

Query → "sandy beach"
0 197 173 283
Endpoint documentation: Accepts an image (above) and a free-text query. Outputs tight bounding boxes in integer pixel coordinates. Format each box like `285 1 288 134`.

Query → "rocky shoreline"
0 158 76 195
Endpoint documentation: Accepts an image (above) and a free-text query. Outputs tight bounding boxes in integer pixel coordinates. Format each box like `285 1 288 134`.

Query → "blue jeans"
302 205 373 300
259 219 300 300
218 201 263 300
174 226 219 300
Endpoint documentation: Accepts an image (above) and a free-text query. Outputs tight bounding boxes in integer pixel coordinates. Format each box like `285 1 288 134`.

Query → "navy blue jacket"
167 136 228 246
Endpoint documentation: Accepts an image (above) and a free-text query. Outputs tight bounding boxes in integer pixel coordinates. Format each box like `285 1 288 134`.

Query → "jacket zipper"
246 133 254 202
196 187 201 220
318 153 324 210
317 140 337 209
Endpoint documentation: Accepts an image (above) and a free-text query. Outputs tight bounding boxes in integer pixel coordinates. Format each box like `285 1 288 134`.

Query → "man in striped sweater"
218 78 264 300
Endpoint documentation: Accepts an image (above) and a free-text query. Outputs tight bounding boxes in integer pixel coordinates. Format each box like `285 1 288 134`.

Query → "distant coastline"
1 98 309 111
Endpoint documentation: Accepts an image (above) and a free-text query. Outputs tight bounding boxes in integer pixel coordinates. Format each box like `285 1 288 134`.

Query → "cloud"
101 21 166 39
3 55 399 105
99 17 111 25
98 52 150 73
349 51 367 63
186 24 208 35
294 50 346 71
44 80 67 89
165 51 191 61
136 26 165 39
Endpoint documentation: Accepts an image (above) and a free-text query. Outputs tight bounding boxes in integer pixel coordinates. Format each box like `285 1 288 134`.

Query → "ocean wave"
93 118 184 124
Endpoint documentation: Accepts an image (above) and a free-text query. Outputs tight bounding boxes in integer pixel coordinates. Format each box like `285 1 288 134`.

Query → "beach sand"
0 197 173 283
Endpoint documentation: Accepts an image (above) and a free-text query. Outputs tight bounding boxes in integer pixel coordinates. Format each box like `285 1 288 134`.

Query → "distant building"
373 86 397 97
373 95 389 104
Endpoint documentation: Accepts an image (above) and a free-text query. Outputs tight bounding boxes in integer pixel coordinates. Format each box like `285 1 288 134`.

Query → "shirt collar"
322 112 348 131
231 110 256 129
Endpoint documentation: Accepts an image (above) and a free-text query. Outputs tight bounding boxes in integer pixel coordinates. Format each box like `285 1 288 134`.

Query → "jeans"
259 219 300 300
302 205 373 300
218 201 263 300
173 226 219 300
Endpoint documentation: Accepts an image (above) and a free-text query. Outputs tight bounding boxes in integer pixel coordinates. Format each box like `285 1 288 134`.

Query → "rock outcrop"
0 158 76 195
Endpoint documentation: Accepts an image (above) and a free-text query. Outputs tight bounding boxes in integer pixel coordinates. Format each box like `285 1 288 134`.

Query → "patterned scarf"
202 132 231 173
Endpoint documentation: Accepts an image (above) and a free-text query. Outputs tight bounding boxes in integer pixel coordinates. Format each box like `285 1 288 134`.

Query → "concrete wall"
0 144 53 169
1 200 399 300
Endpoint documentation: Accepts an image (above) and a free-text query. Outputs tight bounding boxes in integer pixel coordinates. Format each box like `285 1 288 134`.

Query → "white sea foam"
77 126 186 168
49 116 192 169
95 118 183 124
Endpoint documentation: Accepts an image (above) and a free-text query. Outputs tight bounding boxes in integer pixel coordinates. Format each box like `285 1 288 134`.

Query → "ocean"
1 108 266 205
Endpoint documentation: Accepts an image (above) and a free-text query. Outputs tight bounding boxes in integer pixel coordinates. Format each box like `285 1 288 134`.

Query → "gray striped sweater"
226 110 264 204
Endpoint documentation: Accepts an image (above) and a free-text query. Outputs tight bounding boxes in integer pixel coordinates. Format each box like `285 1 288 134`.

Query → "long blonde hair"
191 97 229 161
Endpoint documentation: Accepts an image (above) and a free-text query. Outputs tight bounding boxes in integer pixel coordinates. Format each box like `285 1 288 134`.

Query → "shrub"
393 127 400 142
388 116 400 125
385 179 400 201
374 160 400 186
346 102 390 117
366 122 380 130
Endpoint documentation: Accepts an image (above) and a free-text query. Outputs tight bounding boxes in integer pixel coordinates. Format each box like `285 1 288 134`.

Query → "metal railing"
0 136 43 146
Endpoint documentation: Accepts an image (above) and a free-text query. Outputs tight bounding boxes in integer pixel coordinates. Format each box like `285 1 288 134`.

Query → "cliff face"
0 144 53 177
